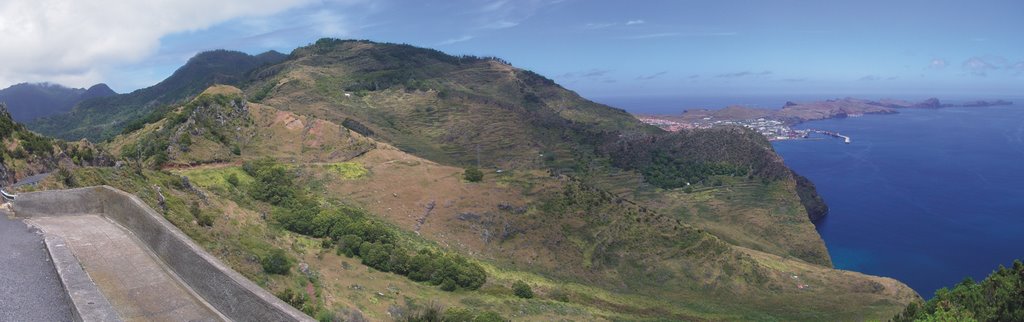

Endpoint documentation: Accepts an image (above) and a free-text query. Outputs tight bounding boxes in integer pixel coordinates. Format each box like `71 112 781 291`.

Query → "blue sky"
4 0 1023 100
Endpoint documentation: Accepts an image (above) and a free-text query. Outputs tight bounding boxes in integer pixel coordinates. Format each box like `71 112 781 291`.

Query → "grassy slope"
247 39 652 169
105 85 376 167
245 39 833 267
71 38 921 319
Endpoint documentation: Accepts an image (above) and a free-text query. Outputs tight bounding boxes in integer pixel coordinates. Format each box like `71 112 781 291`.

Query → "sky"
1 0 1022 101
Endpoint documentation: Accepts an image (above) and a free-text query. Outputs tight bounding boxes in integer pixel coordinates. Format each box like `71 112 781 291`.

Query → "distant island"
637 97 1013 142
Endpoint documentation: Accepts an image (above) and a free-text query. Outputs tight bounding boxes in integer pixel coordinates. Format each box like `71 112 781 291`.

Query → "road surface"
0 209 74 321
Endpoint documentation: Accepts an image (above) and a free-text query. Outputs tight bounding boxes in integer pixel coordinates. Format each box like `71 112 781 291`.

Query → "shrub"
226 173 240 187
56 166 76 188
262 248 293 275
512 280 534 299
244 158 297 205
463 167 483 182
197 211 215 227
440 278 457 292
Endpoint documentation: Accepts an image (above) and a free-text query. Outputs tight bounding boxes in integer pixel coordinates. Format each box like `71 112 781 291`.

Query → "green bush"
893 259 1023 321
226 173 240 187
463 167 484 182
197 211 215 227
246 158 488 291
244 158 297 205
512 280 534 299
261 248 293 275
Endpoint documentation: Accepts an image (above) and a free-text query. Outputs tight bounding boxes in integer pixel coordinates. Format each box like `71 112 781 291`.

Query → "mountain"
64 39 923 320
0 103 109 186
245 39 653 169
28 50 288 141
0 82 115 122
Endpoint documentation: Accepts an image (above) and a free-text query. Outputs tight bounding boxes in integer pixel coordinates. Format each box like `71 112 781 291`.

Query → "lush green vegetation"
261 248 294 275
242 158 487 291
463 167 483 182
894 259 1024 322
324 162 368 179
513 280 534 299
598 127 791 190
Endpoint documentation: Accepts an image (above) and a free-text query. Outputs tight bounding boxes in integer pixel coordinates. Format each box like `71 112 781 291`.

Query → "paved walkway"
0 210 74 321
28 215 223 322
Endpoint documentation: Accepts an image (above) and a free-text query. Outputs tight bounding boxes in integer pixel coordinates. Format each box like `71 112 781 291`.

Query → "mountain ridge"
0 82 116 122
28 50 288 141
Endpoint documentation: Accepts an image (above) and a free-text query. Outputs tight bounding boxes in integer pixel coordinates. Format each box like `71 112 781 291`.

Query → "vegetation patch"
894 259 1024 322
324 162 368 179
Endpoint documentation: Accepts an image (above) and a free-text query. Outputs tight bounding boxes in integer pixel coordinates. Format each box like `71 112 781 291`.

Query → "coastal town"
638 116 809 140
637 116 852 143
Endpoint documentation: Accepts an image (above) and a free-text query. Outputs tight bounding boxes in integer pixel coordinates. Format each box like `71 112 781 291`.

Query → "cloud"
473 0 563 30
716 70 772 78
0 0 322 88
622 31 736 39
584 19 644 30
929 58 948 69
688 74 700 79
624 32 679 39
962 56 1010 76
636 71 668 80
559 69 612 79
437 35 475 46
482 20 520 29
584 22 617 30
858 75 897 81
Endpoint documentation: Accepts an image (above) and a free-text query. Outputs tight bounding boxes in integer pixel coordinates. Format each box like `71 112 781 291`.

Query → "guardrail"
1 188 15 201
12 186 313 322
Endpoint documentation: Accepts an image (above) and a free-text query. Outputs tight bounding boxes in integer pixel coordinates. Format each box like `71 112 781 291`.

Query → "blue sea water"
600 95 1024 298
772 105 1024 297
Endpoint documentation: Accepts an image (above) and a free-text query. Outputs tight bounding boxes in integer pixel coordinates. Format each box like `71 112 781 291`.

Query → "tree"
463 167 483 182
261 248 292 275
512 280 534 299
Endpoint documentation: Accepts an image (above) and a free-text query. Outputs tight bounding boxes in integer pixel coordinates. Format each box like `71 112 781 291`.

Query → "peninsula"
637 97 1014 141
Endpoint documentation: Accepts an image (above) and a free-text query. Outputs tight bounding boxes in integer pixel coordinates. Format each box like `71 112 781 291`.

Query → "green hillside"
29 50 287 141
31 39 922 320
0 103 107 186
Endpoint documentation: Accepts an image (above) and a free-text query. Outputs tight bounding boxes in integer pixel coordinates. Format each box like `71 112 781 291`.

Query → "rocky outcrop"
793 171 829 222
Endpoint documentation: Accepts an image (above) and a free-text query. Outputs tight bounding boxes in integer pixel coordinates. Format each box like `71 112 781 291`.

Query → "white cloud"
584 22 617 30
0 0 317 88
626 19 645 25
622 31 737 39
482 20 520 29
437 35 475 46
929 58 948 69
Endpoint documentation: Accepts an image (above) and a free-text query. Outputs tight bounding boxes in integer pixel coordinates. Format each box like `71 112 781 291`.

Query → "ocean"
600 95 1024 297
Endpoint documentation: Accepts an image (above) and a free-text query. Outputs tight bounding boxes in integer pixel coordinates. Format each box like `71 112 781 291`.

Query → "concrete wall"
13 186 313 322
